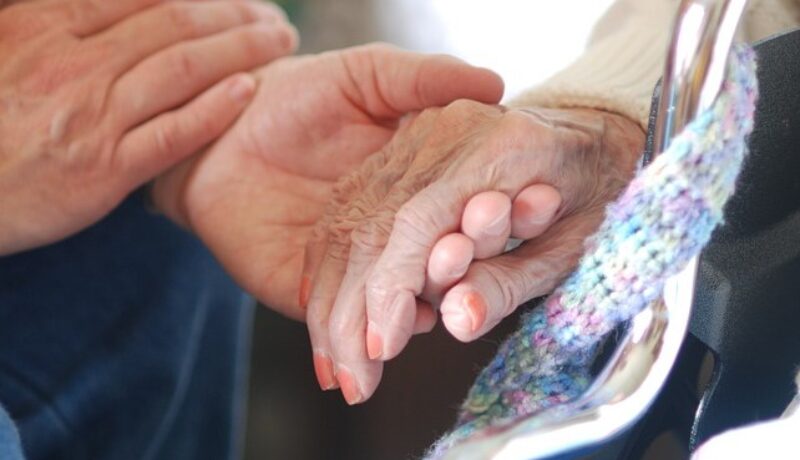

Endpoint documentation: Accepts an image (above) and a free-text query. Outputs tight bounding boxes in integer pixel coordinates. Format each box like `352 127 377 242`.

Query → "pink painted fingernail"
366 322 383 360
483 210 511 236
312 352 338 391
463 292 487 333
276 25 298 51
443 291 487 334
442 307 471 333
528 201 560 226
336 367 363 405
447 261 471 279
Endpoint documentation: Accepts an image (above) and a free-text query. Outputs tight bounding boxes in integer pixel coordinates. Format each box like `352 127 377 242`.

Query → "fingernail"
528 202 559 226
443 291 487 334
276 25 298 51
366 322 383 360
298 275 311 309
447 261 471 279
336 367 363 405
312 352 338 391
463 292 487 333
254 7 279 22
483 210 511 236
442 307 472 333
228 75 256 103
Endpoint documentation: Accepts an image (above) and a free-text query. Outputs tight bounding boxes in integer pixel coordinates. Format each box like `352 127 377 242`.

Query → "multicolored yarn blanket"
428 44 759 458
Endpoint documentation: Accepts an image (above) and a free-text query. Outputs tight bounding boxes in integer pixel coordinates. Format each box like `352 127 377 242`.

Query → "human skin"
149 43 506 321
140 32 644 405
305 103 646 404
0 0 296 255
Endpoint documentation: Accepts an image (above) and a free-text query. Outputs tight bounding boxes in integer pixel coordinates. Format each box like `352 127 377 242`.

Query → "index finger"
90 1 287 70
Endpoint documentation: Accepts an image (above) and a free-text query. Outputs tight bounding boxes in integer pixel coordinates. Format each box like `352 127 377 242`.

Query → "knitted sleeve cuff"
508 0 677 130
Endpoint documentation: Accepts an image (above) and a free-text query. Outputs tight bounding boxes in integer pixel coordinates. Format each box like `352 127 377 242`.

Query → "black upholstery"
688 27 800 448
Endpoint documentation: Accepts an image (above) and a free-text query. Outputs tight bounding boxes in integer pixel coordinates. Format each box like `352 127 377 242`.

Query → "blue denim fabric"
0 403 24 460
0 195 254 460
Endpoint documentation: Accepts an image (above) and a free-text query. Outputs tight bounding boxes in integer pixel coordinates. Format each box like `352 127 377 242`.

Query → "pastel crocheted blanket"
428 44 758 458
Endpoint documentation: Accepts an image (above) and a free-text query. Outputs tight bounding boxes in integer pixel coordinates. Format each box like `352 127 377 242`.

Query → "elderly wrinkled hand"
305 101 645 404
0 0 296 255
150 44 504 322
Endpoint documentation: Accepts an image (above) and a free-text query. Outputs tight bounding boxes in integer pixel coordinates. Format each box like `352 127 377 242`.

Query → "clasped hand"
1 0 645 406
152 40 644 404
304 103 645 403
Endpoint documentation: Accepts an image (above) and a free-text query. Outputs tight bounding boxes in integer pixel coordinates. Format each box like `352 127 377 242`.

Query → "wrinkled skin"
306 102 645 404
0 0 296 255
151 44 506 321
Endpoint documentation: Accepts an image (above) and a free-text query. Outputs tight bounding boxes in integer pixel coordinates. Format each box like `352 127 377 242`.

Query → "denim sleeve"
0 193 252 460
0 404 24 460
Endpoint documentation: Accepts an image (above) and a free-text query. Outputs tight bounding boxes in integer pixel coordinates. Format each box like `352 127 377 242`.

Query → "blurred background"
245 1 613 459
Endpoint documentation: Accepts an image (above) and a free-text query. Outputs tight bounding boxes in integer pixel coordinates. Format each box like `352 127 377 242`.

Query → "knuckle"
383 180 420 209
326 219 356 262
331 171 367 206
435 100 500 138
394 202 426 234
350 218 391 258
327 311 355 342
482 264 523 317
171 50 200 82
394 199 438 246
21 44 89 93
465 113 553 184
365 274 390 304
490 111 543 151
60 138 97 174
153 123 179 157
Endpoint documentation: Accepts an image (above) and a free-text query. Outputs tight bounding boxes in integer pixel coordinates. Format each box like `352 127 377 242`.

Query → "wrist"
594 108 647 166
552 107 646 170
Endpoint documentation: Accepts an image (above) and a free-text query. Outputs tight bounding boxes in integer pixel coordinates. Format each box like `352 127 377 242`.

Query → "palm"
182 54 398 318
159 45 503 319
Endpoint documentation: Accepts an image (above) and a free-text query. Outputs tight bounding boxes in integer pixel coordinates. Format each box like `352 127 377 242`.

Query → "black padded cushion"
687 28 800 446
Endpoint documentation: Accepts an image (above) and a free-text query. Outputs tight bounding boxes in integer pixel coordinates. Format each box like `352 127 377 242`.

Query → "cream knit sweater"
513 0 800 129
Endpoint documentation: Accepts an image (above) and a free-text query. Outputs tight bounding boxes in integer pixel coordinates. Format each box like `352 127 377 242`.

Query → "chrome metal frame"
446 1 749 458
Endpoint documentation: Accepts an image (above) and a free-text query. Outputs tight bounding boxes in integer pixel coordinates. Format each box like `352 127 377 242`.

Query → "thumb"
440 210 604 342
341 43 504 119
